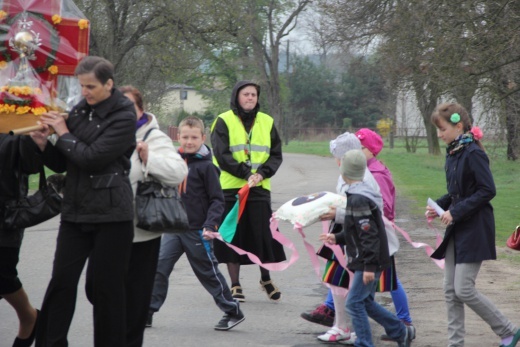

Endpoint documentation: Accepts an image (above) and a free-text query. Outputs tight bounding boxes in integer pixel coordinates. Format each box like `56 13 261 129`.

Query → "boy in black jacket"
320 149 414 347
148 116 244 331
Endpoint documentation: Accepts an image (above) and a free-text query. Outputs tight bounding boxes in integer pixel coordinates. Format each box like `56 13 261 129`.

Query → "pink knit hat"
355 128 384 156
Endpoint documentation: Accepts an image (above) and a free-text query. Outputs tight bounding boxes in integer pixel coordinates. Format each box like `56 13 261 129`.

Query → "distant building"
395 89 503 139
157 84 210 116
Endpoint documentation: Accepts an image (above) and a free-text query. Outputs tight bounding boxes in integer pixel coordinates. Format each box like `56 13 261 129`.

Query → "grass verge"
283 140 520 243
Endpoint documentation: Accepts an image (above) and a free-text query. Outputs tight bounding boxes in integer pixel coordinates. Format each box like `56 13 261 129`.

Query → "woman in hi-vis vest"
211 80 285 303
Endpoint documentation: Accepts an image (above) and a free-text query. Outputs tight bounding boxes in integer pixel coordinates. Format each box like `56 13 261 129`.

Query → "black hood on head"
230 80 260 118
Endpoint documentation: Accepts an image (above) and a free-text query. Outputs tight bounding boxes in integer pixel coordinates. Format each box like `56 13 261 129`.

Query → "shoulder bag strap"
140 128 157 180
142 128 156 143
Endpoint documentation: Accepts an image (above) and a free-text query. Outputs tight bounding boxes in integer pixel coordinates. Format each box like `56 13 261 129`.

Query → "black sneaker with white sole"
145 311 153 328
214 309 245 331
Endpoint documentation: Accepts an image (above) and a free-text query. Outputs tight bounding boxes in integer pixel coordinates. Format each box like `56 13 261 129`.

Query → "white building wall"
394 88 504 139
158 87 210 116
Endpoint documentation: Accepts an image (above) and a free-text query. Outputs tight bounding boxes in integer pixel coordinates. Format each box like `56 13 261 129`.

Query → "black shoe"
13 309 39 347
214 309 245 331
300 304 335 327
146 311 153 328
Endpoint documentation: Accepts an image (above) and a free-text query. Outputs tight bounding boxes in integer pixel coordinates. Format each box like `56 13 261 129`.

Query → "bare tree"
317 0 520 157
244 0 311 138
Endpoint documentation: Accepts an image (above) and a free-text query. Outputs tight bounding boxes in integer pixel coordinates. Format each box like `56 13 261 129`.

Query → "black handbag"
2 166 63 231
135 177 189 233
134 127 188 233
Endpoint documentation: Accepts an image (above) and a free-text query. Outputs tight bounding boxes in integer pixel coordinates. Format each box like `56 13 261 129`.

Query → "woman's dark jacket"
41 89 136 224
0 135 43 247
431 142 496 263
179 145 225 232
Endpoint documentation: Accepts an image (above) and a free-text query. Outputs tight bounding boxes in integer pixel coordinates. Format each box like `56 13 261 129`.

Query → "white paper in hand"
427 198 445 216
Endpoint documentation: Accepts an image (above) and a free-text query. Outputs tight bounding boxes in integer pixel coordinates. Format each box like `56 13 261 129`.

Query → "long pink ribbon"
205 217 300 271
390 217 445 269
291 220 351 296
204 212 445 274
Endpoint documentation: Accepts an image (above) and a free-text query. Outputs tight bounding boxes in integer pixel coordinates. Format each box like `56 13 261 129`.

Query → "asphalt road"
0 153 351 347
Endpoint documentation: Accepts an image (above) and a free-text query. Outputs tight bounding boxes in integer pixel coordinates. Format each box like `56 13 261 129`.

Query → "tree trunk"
505 97 520 161
413 78 441 155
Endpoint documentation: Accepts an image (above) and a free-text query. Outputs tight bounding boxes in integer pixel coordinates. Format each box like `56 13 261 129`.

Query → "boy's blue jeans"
346 270 406 347
325 276 412 323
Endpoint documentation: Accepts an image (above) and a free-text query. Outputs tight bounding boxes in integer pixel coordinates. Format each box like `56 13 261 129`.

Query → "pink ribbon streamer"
390 217 445 269
206 218 300 271
292 220 351 296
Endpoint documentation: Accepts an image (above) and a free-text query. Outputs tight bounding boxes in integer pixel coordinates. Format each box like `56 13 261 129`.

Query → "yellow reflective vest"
211 110 273 190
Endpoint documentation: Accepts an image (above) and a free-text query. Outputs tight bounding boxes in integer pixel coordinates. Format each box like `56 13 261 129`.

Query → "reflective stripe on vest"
211 110 273 190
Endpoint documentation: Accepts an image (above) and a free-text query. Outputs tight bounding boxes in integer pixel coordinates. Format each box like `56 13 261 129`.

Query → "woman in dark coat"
210 81 285 303
427 102 520 347
30 56 136 347
0 135 42 347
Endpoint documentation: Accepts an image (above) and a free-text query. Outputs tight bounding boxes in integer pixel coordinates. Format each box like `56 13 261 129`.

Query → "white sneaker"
338 332 356 345
317 327 354 344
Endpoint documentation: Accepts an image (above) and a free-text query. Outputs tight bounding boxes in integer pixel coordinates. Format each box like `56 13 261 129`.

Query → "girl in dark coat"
427 102 520 347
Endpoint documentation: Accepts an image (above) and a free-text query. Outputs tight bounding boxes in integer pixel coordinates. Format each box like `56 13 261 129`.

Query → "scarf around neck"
446 132 474 155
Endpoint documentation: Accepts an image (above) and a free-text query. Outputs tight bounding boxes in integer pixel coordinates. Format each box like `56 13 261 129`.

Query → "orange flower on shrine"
0 10 7 20
78 19 88 29
0 61 6 69
52 14 61 24
48 65 58 74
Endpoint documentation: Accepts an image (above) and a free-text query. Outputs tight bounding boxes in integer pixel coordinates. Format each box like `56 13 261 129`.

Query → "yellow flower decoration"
0 61 7 69
20 86 32 95
9 86 22 96
0 104 16 114
0 11 7 21
16 106 32 115
78 19 89 30
32 107 48 116
52 14 62 25
1 86 8 92
51 14 61 25
48 65 59 75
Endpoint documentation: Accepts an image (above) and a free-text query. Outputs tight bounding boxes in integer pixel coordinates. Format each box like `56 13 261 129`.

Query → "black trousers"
35 220 133 347
125 238 161 347
86 237 161 347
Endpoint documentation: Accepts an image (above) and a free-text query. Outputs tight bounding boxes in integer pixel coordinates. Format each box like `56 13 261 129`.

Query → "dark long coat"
431 142 496 263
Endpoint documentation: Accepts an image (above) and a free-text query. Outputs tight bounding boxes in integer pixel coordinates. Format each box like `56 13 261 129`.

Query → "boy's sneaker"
214 309 245 331
317 327 355 344
381 321 415 341
145 311 153 328
300 304 335 327
397 325 415 347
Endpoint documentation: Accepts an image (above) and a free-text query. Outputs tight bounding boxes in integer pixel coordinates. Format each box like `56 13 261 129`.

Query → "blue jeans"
325 273 412 324
346 270 406 347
